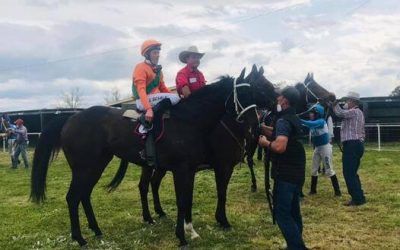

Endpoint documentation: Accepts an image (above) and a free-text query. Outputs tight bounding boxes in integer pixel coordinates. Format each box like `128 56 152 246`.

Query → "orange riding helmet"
141 39 161 56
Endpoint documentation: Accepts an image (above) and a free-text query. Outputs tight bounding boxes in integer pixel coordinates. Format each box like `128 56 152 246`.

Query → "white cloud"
0 0 399 111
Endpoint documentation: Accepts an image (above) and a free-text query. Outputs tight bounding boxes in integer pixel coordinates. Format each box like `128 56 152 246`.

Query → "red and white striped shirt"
334 104 365 142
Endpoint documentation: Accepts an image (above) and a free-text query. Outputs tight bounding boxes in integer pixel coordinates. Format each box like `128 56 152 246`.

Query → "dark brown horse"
244 72 335 193
107 66 277 234
30 67 275 247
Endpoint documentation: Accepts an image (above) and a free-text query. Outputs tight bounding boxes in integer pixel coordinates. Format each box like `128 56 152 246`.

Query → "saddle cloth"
123 109 168 143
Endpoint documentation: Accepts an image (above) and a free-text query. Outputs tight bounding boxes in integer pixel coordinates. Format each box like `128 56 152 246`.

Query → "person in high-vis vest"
132 39 180 167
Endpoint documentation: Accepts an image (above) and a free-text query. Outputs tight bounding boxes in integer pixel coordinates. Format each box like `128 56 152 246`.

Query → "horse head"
246 64 278 111
226 67 259 127
295 72 334 115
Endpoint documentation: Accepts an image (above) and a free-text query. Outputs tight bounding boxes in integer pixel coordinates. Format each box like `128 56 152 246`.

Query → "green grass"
0 146 399 249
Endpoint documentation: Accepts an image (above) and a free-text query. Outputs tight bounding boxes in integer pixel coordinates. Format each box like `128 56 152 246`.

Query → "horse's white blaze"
184 222 200 239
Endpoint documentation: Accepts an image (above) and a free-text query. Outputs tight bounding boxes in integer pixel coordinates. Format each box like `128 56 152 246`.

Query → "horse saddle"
122 109 141 121
125 98 172 143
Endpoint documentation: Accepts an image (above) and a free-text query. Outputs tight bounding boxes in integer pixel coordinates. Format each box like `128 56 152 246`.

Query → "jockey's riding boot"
309 176 318 195
145 131 157 168
330 175 341 196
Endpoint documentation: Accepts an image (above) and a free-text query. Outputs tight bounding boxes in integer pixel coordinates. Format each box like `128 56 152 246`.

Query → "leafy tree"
390 85 400 97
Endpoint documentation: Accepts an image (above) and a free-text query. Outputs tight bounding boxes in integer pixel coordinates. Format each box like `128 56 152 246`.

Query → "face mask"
343 103 349 109
276 104 282 113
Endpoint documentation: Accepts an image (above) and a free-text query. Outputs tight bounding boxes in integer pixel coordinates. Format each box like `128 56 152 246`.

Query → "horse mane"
170 76 234 122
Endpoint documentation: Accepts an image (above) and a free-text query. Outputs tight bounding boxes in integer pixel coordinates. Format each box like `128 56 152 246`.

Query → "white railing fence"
333 123 400 151
1 132 41 152
2 124 400 152
363 123 400 151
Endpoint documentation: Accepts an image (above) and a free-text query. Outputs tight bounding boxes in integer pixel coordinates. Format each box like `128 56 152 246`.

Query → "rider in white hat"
175 46 206 98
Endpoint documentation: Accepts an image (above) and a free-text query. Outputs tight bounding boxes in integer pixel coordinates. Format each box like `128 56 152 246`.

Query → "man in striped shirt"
333 91 366 206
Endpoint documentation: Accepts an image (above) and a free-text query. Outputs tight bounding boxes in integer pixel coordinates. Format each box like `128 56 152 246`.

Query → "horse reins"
219 120 244 153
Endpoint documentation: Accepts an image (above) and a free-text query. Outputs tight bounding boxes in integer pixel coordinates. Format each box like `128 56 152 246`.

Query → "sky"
0 0 399 111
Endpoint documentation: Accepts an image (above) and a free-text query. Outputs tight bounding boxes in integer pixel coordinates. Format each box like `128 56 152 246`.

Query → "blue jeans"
274 180 306 250
342 140 365 204
13 142 29 168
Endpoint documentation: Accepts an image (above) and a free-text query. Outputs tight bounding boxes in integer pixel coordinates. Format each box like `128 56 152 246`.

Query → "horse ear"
238 67 246 82
305 72 311 83
259 66 264 75
251 64 258 75
311 72 314 80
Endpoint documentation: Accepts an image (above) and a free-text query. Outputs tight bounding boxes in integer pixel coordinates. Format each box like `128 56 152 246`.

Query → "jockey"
132 39 180 168
175 46 206 98
132 39 180 122
300 104 341 196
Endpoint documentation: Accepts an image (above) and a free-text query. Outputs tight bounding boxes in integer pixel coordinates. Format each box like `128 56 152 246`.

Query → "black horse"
107 66 277 236
240 73 334 195
30 67 274 247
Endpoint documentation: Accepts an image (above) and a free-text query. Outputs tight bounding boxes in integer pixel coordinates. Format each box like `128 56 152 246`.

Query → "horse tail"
107 159 129 192
30 115 70 203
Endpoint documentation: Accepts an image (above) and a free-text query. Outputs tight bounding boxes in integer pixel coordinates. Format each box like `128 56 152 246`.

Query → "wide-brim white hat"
179 46 205 63
343 91 360 101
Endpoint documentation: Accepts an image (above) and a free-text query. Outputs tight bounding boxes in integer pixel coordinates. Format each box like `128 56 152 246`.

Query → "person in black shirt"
259 86 307 250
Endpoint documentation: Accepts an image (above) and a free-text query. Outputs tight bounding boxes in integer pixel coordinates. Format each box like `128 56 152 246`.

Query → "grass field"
0 146 399 249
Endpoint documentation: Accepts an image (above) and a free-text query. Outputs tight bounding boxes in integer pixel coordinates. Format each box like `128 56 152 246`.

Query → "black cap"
279 86 300 106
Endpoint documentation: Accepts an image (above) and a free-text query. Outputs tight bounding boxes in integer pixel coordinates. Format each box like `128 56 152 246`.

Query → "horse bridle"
227 78 258 122
303 80 320 104
219 78 259 162
297 80 324 117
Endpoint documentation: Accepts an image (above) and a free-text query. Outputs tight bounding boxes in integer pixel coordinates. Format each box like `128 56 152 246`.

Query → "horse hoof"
157 211 167 218
144 217 155 224
191 233 200 240
219 223 231 231
95 234 103 239
72 235 87 247
251 186 257 192
179 242 189 250
89 227 103 237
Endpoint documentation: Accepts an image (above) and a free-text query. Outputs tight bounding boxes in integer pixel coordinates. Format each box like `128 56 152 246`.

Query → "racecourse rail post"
377 123 381 151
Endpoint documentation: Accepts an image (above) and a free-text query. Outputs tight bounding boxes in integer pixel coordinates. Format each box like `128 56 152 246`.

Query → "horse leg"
173 169 188 247
66 176 86 246
139 167 155 224
151 168 167 217
184 171 200 239
247 155 257 192
81 171 106 237
214 165 234 229
81 193 102 237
